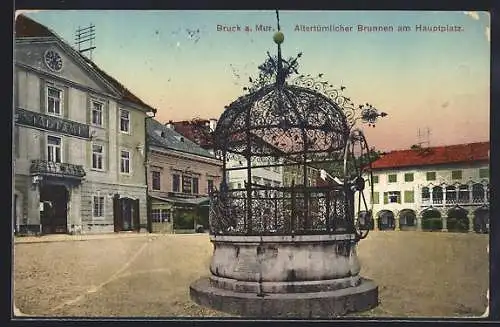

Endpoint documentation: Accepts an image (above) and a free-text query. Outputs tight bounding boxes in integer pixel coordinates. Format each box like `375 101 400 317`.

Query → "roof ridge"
15 14 156 113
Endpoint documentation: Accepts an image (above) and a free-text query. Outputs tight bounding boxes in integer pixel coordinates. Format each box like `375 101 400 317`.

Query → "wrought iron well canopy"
210 10 386 240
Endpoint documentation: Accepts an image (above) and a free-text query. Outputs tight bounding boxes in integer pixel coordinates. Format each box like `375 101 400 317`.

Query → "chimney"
209 118 217 132
166 120 174 130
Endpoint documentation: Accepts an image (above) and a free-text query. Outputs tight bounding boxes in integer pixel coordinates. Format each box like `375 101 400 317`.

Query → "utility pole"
75 24 96 60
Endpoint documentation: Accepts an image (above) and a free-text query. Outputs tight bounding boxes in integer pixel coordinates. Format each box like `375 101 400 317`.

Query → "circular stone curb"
190 277 378 318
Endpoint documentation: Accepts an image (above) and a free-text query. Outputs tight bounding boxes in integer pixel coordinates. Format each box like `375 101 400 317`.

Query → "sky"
17 10 490 152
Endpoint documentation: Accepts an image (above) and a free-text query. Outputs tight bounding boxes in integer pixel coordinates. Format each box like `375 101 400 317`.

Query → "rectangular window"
372 175 379 184
451 170 462 180
404 190 414 203
384 191 401 204
152 171 161 190
47 135 62 163
182 176 193 193
172 174 180 192
192 177 199 194
426 172 436 181
120 150 130 174
404 173 414 182
388 174 397 183
92 144 104 170
161 209 170 222
91 101 103 126
120 109 130 133
207 179 214 194
372 191 380 204
479 168 489 179
47 86 62 115
93 195 104 218
151 209 161 223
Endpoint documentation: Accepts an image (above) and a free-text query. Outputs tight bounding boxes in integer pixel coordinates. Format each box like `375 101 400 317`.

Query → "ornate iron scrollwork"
210 37 386 239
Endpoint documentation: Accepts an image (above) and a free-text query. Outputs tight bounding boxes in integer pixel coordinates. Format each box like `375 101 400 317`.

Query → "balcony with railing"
30 160 86 180
421 183 489 207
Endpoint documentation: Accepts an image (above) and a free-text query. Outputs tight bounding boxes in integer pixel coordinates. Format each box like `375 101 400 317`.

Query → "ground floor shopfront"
14 173 148 235
150 195 209 233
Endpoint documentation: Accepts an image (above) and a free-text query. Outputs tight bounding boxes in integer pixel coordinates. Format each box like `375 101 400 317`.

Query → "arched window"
422 187 430 201
432 186 443 204
446 186 456 203
458 184 469 203
472 183 485 203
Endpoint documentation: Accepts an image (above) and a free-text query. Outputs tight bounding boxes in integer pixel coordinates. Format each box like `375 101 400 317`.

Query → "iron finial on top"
274 10 286 87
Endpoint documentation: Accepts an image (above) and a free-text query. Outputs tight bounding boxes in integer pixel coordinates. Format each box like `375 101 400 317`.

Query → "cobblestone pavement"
13 231 489 318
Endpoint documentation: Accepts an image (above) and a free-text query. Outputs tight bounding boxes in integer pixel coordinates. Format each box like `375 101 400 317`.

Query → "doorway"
113 196 140 232
40 184 68 234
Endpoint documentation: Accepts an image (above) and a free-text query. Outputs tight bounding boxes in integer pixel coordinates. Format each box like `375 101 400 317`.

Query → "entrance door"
40 184 68 234
122 199 133 231
114 197 140 232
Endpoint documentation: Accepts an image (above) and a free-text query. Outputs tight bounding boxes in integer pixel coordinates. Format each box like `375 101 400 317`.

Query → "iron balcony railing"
30 160 86 179
421 197 488 206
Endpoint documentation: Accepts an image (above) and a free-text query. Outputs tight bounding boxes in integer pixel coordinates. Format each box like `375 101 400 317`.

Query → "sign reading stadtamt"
15 108 90 139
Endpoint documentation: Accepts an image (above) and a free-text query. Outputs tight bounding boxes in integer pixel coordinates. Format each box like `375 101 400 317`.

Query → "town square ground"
13 231 488 318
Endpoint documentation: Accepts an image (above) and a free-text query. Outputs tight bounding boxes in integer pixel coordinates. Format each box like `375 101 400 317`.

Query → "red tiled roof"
15 14 156 113
171 120 213 149
371 142 490 170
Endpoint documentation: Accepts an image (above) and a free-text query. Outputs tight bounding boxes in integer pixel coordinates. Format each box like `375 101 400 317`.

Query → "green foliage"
447 218 469 232
174 211 196 229
196 206 210 228
421 218 443 231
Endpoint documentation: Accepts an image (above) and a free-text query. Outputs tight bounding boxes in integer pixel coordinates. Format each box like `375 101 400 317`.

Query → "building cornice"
15 63 121 102
149 145 222 167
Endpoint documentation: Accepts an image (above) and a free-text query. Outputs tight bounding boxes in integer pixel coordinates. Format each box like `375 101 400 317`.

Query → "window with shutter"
451 170 462 180
426 172 436 181
383 192 388 204
404 191 414 203
372 192 379 204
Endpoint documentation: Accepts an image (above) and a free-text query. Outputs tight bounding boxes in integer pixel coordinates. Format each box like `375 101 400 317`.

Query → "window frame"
119 109 131 134
172 174 180 192
207 179 214 194
92 194 105 219
372 175 379 184
91 100 104 127
91 143 105 171
120 149 131 174
426 171 436 181
404 190 414 203
192 177 199 194
47 134 62 163
451 170 462 180
152 171 161 191
46 85 63 116
404 173 414 182
388 174 397 183
479 168 489 179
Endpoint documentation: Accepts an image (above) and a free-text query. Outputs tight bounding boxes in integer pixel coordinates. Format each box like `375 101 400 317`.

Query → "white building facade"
226 155 283 189
358 142 490 233
13 15 155 235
